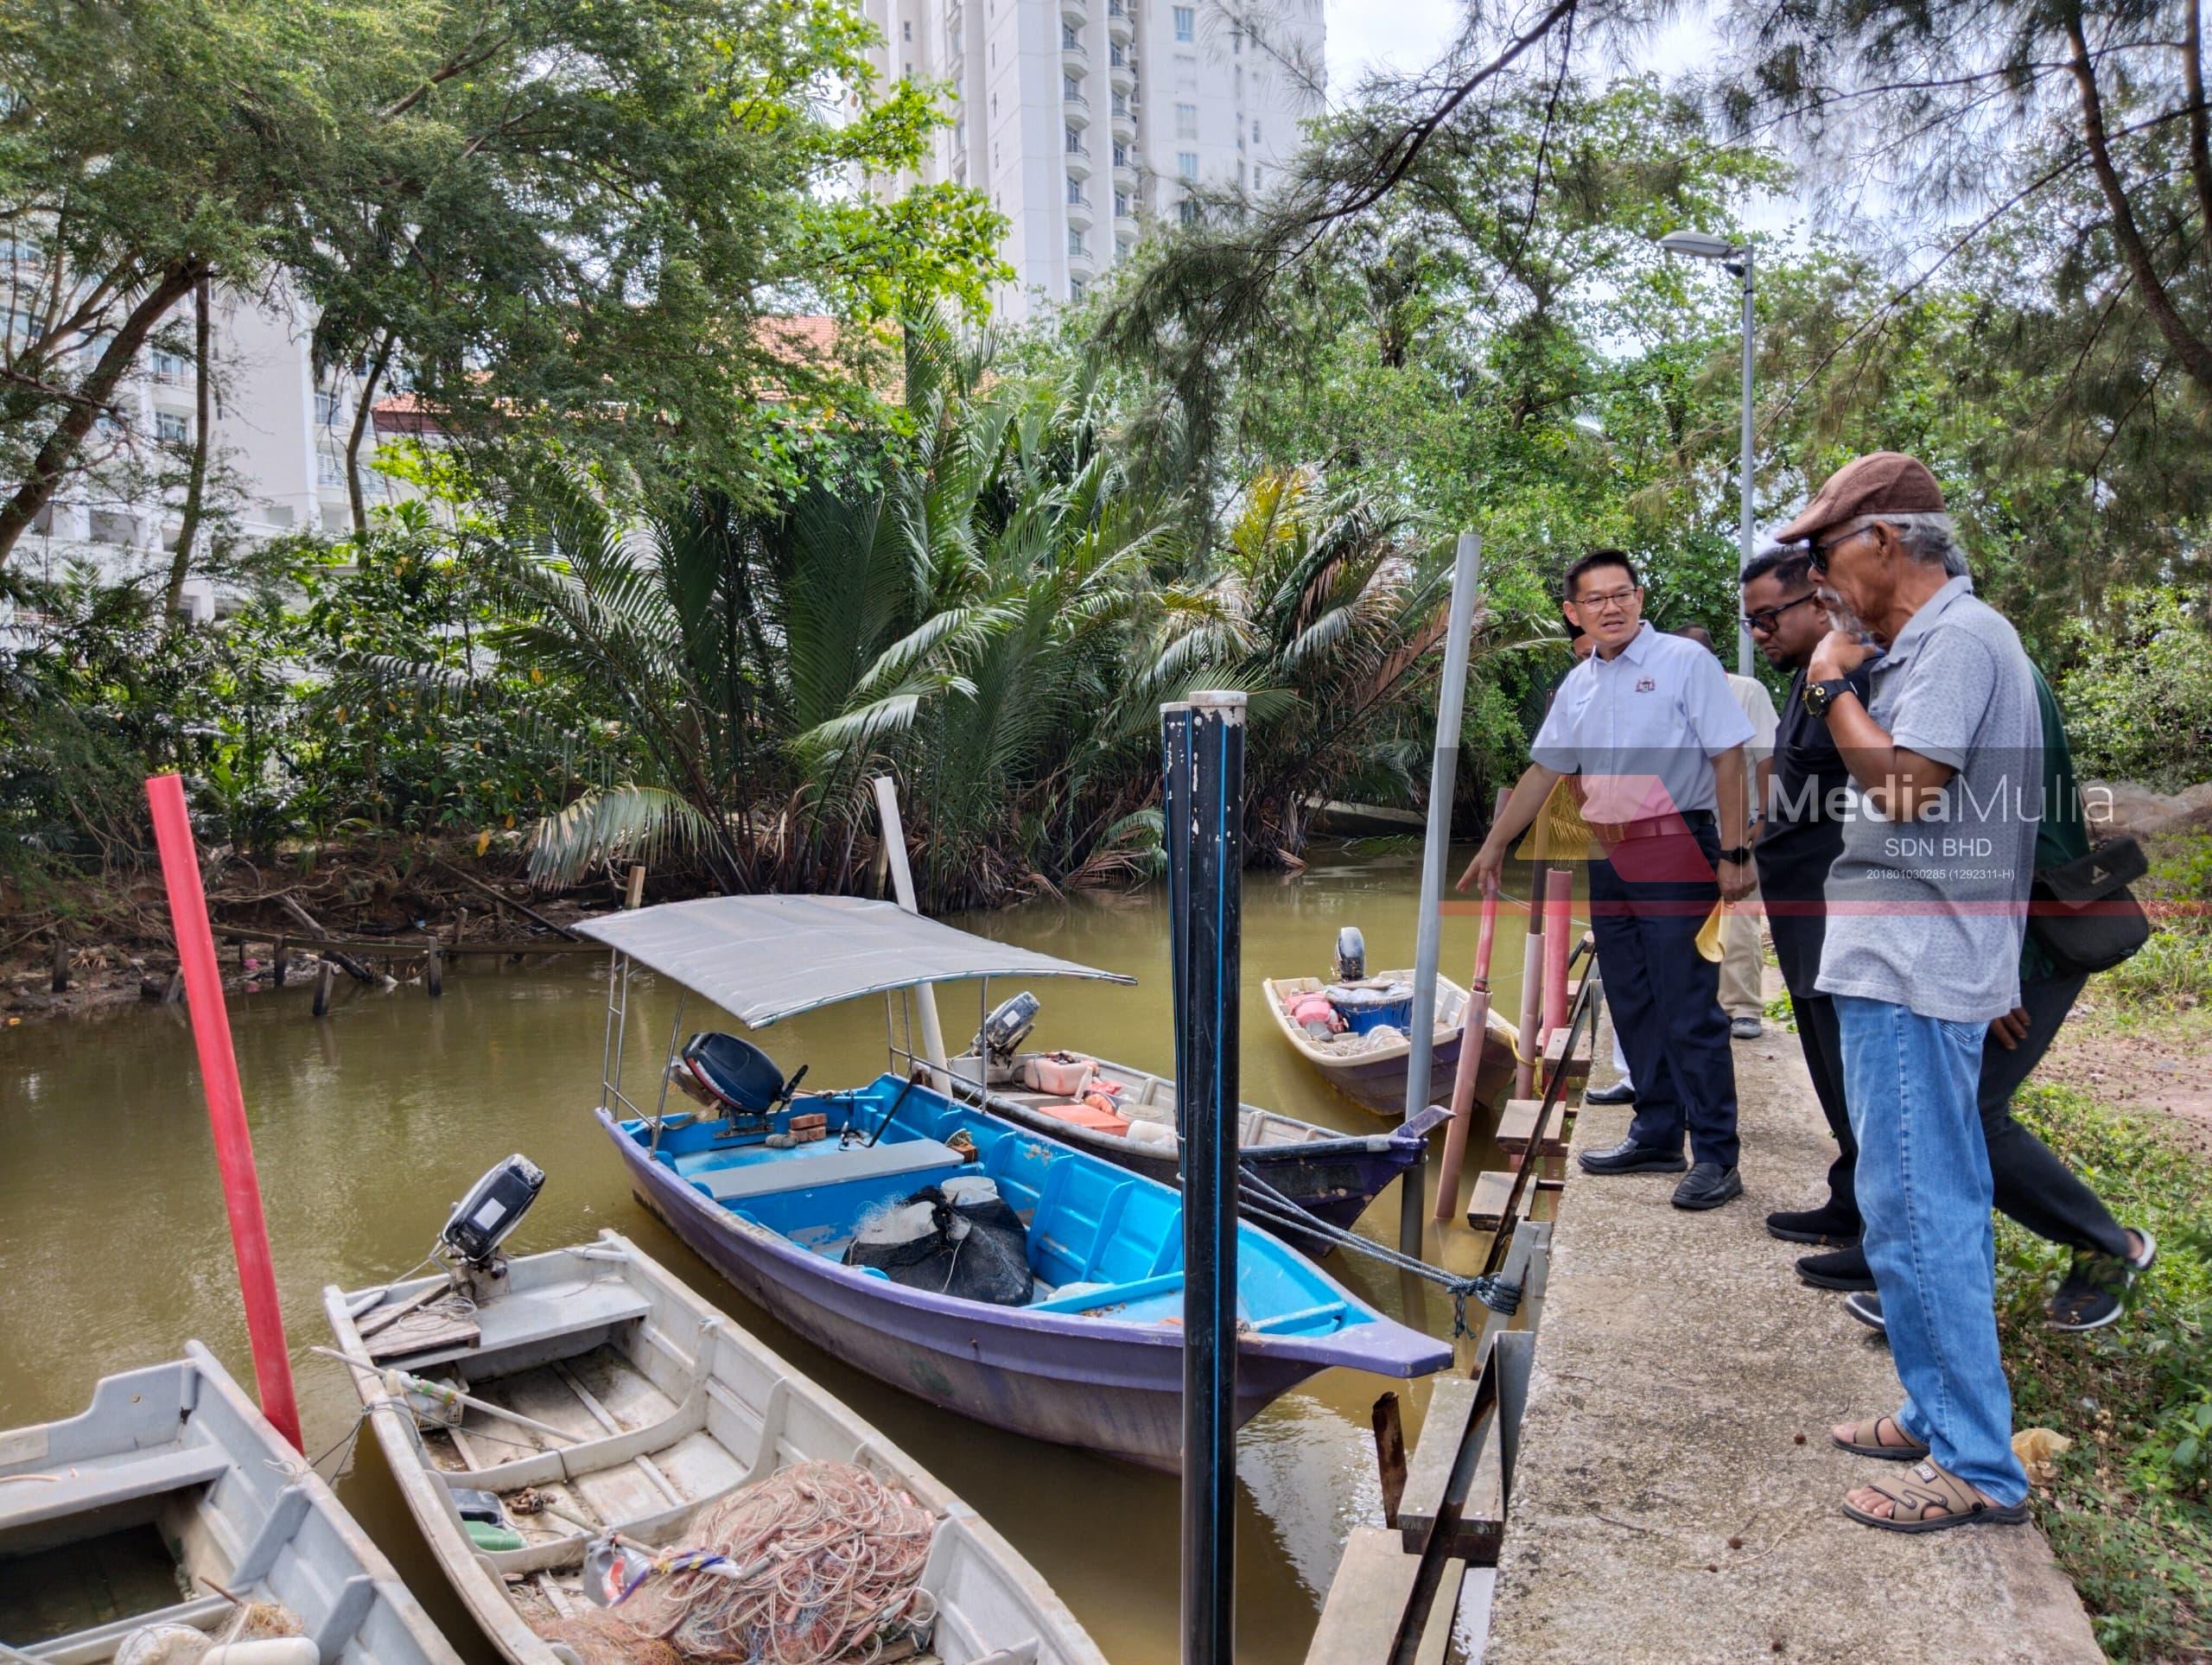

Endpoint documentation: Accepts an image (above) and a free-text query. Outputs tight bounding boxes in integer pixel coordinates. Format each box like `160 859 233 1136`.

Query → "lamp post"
1658 230 1755 677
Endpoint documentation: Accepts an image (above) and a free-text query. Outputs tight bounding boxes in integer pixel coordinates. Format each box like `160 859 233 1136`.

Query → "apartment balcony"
1109 56 1135 93
1063 93 1091 124
1066 194 1096 232
1106 2 1133 41
1110 107 1136 143
1064 143 1093 178
1062 39 1088 75
1067 243 1098 277
1113 161 1139 192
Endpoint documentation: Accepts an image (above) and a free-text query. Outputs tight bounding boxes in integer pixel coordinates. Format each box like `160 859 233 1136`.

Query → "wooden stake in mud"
625 863 647 910
50 932 68 994
145 772 302 1451
313 959 335 1019
425 937 443 998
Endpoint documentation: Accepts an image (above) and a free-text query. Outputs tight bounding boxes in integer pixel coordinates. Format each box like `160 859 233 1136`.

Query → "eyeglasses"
1742 591 1819 637
1808 523 1874 575
1573 586 1640 613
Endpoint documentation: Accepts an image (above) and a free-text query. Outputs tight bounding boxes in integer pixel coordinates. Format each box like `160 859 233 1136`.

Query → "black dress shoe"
1671 1162 1742 1210
1578 1136 1686 1175
1797 1245 1876 1290
1585 1080 1637 1105
1764 1205 1862 1247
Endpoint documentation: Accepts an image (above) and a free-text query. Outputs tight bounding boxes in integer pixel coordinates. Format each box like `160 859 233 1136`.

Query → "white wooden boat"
0 1343 457 1665
1262 970 1520 1117
322 1231 1104 1665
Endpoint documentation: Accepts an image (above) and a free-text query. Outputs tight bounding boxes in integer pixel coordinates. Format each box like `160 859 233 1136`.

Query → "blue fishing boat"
578 896 1454 1470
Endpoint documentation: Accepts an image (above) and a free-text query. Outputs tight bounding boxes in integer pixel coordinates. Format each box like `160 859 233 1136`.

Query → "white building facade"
864 0 1324 320
8 285 403 620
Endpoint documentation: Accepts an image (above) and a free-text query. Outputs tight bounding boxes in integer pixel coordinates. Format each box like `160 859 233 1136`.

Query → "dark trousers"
1589 822 1739 1168
1789 967 2129 1259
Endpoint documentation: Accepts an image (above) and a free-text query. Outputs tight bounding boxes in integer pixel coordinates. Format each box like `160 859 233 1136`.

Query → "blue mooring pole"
1167 690 1243 1665
1161 702 1193 1141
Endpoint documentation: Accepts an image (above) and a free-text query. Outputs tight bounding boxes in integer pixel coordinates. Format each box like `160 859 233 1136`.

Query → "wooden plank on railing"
1465 1169 1518 1230
1304 1528 1419 1663
1495 1098 1568 1157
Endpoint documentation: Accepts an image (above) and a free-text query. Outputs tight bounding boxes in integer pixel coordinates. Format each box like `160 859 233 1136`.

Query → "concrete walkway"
1484 1008 2104 1663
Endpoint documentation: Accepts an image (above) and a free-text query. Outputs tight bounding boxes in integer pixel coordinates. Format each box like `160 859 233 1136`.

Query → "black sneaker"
1765 1205 1861 1247
1797 1245 1876 1291
1578 1137 1687 1175
1672 1162 1742 1211
1584 1080 1637 1105
1843 1290 1886 1333
2047 1229 2158 1333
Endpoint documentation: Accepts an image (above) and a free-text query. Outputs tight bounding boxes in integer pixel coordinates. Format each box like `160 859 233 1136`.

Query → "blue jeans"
1834 995 2030 1505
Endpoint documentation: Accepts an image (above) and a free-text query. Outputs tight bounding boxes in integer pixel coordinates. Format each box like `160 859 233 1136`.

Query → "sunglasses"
1742 591 1820 636
1807 523 1875 575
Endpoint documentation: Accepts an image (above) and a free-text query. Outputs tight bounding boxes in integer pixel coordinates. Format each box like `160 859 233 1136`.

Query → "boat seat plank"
684 1139 963 1202
379 1278 652 1373
1249 1300 1348 1335
0 1446 231 1533
1493 1099 1567 1157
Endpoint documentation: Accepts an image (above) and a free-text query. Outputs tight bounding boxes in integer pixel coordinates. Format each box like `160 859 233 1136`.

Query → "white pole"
1737 246 1757 678
870 776 948 1082
1401 531 1483 1256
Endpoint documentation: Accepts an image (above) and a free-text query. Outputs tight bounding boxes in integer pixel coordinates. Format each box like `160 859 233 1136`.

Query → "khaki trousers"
1719 881 1765 1019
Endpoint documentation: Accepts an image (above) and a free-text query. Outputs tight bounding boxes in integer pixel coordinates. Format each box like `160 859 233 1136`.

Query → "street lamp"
1658 230 1756 677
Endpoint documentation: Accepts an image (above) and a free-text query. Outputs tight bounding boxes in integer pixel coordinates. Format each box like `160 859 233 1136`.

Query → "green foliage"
1998 1084 2212 1660
2060 590 2212 793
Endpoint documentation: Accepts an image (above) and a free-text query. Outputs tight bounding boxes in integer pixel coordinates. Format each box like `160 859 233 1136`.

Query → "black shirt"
1755 660 1876 993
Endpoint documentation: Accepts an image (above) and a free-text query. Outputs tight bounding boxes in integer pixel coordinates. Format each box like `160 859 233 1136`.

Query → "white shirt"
1530 623 1756 823
1726 671 1781 764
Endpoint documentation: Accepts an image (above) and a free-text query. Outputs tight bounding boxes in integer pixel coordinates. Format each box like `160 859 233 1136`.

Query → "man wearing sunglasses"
1459 549 1757 1211
1774 451 2040 1535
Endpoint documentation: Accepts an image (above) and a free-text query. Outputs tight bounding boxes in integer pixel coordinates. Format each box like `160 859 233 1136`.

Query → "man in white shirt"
1677 625 1782 1038
1460 550 1757 1211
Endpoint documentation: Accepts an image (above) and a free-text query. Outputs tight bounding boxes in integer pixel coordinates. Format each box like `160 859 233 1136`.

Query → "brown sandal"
1842 1459 2031 1534
1831 1414 1929 1462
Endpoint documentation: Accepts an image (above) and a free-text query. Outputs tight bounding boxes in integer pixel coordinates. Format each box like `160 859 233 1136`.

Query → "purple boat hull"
598 1108 1448 1470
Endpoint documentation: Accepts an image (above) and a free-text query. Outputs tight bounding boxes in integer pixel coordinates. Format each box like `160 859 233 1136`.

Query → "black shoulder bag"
2028 836 2152 976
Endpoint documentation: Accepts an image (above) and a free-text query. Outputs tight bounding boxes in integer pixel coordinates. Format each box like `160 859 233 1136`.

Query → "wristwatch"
1719 847 1752 865
1802 677 1855 719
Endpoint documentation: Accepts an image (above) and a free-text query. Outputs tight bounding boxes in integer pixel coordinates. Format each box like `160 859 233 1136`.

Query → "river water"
1 844 1541 1662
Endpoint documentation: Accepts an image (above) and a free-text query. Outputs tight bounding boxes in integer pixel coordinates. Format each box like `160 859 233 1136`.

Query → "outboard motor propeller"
1333 926 1367 983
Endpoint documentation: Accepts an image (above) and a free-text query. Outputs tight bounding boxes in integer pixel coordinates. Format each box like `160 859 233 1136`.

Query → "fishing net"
842 1180 1033 1306
534 1612 685 1665
555 1462 939 1665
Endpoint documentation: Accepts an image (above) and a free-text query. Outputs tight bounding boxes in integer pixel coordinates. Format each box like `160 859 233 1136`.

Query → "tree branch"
2063 3 2212 395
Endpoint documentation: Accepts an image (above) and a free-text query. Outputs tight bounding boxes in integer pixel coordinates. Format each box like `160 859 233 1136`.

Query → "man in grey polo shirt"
1778 452 2038 1534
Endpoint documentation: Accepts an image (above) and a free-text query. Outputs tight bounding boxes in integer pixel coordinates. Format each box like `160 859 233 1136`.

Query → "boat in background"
1263 969 1519 1117
944 991 1448 1249
576 895 1456 1471
0 1344 458 1665
325 1229 1103 1665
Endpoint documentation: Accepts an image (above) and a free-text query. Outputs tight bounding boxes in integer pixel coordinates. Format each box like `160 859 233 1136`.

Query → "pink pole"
1435 789 1510 1221
1541 867 1573 1037
146 774 302 1451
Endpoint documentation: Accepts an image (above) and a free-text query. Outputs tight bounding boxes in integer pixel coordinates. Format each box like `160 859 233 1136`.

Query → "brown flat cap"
1775 451 1946 544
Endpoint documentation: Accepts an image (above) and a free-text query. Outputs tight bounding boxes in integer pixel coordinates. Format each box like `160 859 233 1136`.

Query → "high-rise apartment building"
862 0 1324 320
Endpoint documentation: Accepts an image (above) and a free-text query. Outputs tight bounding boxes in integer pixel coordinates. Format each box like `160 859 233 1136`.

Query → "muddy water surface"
1 844 1542 1662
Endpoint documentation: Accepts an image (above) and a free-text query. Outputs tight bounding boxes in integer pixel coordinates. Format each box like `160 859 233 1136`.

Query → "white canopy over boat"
575 894 1134 1027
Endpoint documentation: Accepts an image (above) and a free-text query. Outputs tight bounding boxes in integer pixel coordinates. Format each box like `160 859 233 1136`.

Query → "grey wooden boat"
322 1230 1105 1665
0 1343 458 1665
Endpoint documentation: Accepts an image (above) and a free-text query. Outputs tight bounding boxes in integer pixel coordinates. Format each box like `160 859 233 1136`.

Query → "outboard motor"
973 990 1041 1082
1333 926 1367 983
441 1153 544 1273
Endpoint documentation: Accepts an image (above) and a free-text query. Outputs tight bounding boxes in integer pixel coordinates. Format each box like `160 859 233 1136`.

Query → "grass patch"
1761 992 1798 1033
1999 1083 2212 1661
2085 832 2212 1027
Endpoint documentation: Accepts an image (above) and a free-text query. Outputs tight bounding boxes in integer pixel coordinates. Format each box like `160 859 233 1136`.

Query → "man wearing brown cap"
1776 452 2038 1532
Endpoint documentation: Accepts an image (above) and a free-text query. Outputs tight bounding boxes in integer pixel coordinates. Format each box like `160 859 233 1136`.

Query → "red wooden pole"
1541 867 1573 1037
1434 788 1510 1222
146 774 302 1451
